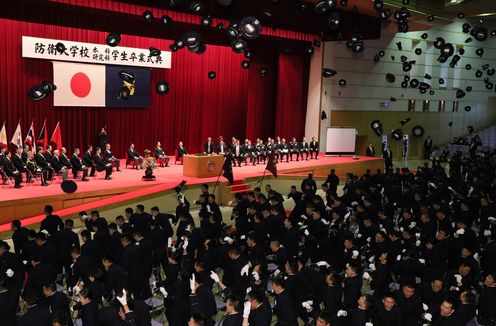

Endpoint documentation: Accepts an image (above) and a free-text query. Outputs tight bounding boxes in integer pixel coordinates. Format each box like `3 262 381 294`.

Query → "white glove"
473 252 479 260
366 237 371 243
423 313 432 322
243 301 251 318
6 269 14 278
302 301 313 310
368 255 375 263
22 260 28 265
399 227 404 232
419 259 426 265
224 236 234 244
210 271 220 283
240 264 250 276
182 239 189 250
396 255 402 261
409 222 416 229
337 309 348 317
240 235 246 240
190 274 196 292
357 233 362 238
322 219 330 225
455 228 465 236
416 240 421 247
116 289 127 306
252 271 260 281
455 274 462 286
351 201 358 206
167 237 172 248
301 214 308 220
304 229 310 236
344 211 351 220
73 285 82 296
159 287 168 298
369 263 376 271
423 303 429 311
316 261 329 267
365 323 374 326
352 250 359 259
246 287 252 294
488 217 496 222
428 182 437 189
415 233 421 238
273 269 281 277
363 272 371 280
41 229 50 236
484 229 492 236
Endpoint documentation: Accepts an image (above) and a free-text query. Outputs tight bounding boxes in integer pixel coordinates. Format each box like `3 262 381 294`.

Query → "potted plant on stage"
142 149 157 181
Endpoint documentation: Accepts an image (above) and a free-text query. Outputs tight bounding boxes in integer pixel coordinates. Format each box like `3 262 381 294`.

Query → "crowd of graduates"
1 149 496 326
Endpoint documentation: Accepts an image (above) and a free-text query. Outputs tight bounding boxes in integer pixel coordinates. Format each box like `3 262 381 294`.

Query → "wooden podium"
183 154 224 178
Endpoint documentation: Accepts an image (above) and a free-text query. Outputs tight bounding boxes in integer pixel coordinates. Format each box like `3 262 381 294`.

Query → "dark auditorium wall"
0 18 310 156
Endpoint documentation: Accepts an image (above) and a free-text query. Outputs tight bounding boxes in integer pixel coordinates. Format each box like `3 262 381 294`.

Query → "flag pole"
212 164 224 194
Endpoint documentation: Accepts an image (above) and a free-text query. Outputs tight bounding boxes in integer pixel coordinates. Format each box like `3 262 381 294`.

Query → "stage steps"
227 179 251 194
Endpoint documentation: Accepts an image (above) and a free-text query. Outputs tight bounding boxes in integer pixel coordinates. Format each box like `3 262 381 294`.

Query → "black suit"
103 149 120 171
70 154 89 179
56 228 80 273
59 153 72 168
289 142 300 161
176 146 188 161
105 263 127 296
0 289 18 326
382 149 393 172
18 305 52 326
233 145 244 166
424 138 432 159
94 153 112 178
12 153 30 182
273 290 298 326
51 156 68 180
248 302 272 326
309 140 319 159
2 158 22 187
366 146 375 157
47 291 72 326
154 146 170 167
121 243 151 299
127 148 143 169
300 142 309 160
190 284 217 326
203 141 214 154
40 214 63 239
217 143 228 154
26 263 57 296
82 151 95 176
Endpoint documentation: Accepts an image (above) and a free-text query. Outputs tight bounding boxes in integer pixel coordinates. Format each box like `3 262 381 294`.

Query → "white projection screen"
325 127 357 155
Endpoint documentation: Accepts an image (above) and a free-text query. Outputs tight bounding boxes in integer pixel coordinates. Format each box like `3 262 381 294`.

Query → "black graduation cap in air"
106 33 121 47
374 54 380 63
415 48 422 55
476 48 484 57
439 78 445 85
379 50 385 57
322 68 337 78
456 89 466 98
396 42 403 50
466 86 472 92
339 79 347 86
143 10 153 22
476 70 483 78
421 33 428 40
174 180 187 193
409 78 419 88
466 64 472 70
424 73 432 80
465 106 472 112
321 111 327 120
386 73 396 83
208 71 217 79
448 122 453 127
156 81 170 95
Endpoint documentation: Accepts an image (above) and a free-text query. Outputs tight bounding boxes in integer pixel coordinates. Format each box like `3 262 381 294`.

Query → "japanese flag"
53 62 106 107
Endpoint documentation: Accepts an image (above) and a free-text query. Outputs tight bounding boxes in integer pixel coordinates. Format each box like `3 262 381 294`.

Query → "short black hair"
125 208 133 214
11 220 21 229
44 205 54 214
317 311 333 324
190 313 206 326
226 295 241 312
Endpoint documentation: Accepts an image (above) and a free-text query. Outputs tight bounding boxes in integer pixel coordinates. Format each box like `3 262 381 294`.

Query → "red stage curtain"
275 52 310 140
0 18 309 156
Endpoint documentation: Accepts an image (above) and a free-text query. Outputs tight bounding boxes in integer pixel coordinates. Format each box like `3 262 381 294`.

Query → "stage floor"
0 155 382 202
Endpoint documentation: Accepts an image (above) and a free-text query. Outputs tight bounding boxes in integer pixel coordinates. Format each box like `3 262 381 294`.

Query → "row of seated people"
0 141 172 188
191 136 320 167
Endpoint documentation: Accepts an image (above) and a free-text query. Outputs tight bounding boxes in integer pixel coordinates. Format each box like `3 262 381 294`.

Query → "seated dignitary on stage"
59 147 72 170
82 145 96 177
289 137 300 162
35 146 54 183
309 136 319 159
103 143 121 172
177 141 188 162
217 137 228 155
204 136 214 154
232 139 244 167
300 137 309 160
278 138 289 163
3 150 23 188
51 149 69 181
255 139 267 164
70 148 89 181
12 147 32 183
94 147 113 180
154 141 170 167
127 143 144 169
243 140 257 166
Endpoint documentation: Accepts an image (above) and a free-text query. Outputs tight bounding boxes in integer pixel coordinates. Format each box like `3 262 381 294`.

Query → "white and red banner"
22 36 171 69
25 120 36 152
0 122 7 147
53 62 106 107
10 121 23 148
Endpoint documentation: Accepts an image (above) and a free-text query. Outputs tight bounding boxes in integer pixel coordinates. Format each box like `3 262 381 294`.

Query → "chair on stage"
125 153 137 169
174 149 183 165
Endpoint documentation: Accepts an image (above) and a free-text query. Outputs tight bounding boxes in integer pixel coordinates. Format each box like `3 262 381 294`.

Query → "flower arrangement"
143 149 157 169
